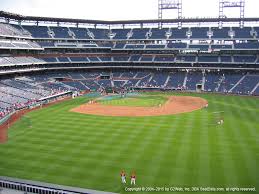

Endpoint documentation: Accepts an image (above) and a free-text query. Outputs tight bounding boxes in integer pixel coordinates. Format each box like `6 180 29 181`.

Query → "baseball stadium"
0 0 258 193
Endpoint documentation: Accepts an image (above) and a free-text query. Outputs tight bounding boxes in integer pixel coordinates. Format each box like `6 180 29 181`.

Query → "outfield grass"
0 93 258 194
98 95 167 107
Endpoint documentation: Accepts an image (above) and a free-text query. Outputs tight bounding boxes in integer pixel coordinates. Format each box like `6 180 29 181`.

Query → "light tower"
219 0 245 28
158 0 182 28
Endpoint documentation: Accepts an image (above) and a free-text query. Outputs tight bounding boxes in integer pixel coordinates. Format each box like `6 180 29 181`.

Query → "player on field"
130 171 136 185
120 170 126 184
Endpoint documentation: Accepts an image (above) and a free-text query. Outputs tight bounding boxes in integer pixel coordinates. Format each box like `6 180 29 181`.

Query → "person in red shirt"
130 171 136 185
120 170 126 184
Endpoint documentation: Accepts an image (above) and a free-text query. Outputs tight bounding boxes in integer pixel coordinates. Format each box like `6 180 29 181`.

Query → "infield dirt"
70 96 208 117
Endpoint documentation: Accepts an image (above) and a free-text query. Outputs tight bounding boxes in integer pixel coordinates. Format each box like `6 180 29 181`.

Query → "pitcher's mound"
70 96 208 117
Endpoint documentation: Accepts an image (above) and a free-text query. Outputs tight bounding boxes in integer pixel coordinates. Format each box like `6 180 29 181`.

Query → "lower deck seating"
0 70 258 118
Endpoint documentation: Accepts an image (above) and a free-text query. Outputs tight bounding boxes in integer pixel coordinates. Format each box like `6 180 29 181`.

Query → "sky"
0 0 258 21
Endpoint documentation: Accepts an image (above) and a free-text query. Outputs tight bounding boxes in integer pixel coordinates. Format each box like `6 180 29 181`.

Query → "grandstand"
0 0 258 192
0 10 258 118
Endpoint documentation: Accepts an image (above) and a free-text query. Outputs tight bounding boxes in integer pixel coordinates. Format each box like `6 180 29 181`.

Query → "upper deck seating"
130 28 149 39
198 56 219 62
211 44 232 49
112 29 130 39
170 28 188 39
190 27 209 39
88 28 109 39
146 44 165 49
211 27 230 39
149 28 168 39
189 44 209 50
50 27 70 39
232 27 253 39
23 25 50 38
125 44 145 49
0 23 31 37
70 27 92 39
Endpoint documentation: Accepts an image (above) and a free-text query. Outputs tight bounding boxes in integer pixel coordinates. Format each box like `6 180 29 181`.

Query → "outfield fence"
0 176 117 194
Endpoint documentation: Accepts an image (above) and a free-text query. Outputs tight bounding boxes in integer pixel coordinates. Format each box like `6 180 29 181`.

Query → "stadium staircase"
133 72 139 78
55 57 60 62
251 82 259 94
87 29 95 39
79 81 90 90
229 74 247 93
163 74 171 88
202 74 206 90
148 73 154 83
111 79 115 87
67 57 72 63
80 74 87 79
19 25 31 36
135 79 142 87
127 29 133 39
183 72 188 88
68 27 76 39
47 26 55 38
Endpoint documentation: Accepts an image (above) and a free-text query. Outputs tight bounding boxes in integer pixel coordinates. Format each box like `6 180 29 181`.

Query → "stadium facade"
0 11 259 118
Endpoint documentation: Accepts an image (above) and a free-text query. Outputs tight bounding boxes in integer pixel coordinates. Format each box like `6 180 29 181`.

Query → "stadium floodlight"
158 0 182 28
219 0 245 28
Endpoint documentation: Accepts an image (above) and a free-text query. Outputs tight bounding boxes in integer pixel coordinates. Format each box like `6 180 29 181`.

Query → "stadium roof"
1 11 259 25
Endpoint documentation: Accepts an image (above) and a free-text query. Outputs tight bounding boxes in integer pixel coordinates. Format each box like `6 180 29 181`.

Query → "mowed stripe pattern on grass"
0 93 258 194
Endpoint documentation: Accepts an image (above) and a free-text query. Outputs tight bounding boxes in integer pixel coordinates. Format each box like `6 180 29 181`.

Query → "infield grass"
0 92 258 194
98 95 167 107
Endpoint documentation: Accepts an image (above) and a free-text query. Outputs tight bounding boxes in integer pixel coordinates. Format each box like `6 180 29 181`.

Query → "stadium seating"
149 28 168 39
154 56 175 62
125 44 145 49
166 72 186 88
0 18 258 114
146 44 166 49
204 72 222 92
112 29 130 39
22 25 50 38
231 75 259 94
88 28 109 39
233 55 256 63
211 27 230 39
234 42 259 49
167 42 187 49
171 28 188 39
148 72 168 88
0 70 258 117
185 71 203 90
0 23 31 37
50 27 71 39
176 55 196 62
130 28 149 39
232 27 253 39
198 56 219 63
211 44 232 49
218 73 244 92
69 57 88 62
190 27 209 39
189 44 209 50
